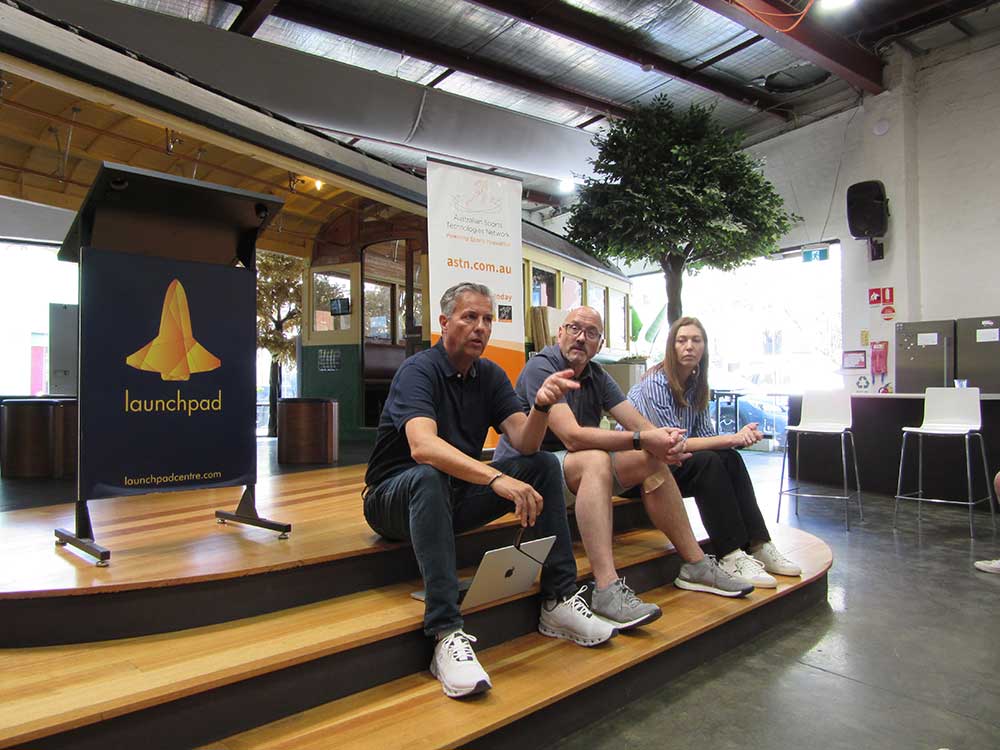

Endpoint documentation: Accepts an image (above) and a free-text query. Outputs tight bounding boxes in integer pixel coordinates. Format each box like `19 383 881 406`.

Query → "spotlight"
315 179 324 190
818 0 855 10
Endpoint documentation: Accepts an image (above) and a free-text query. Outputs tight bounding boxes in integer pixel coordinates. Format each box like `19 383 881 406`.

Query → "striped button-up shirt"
625 367 716 438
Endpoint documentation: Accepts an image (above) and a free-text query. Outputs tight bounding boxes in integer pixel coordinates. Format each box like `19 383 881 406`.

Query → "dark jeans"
363 452 577 636
671 449 771 558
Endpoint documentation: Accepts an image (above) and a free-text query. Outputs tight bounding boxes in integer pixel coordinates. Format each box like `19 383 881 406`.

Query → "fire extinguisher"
871 341 889 388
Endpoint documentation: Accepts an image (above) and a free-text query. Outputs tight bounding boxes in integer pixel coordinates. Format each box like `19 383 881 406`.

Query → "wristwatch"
633 430 642 450
534 401 551 413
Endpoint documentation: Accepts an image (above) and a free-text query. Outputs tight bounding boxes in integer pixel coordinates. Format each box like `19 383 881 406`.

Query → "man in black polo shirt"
495 306 752 631
364 282 615 700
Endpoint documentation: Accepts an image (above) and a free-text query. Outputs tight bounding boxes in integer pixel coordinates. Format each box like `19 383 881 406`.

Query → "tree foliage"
256 251 303 436
567 97 796 324
257 251 303 362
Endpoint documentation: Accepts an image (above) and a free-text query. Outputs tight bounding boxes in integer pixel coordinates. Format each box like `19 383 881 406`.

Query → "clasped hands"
637 426 690 466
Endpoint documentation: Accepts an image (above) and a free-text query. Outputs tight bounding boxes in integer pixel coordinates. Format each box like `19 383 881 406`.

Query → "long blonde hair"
647 316 710 411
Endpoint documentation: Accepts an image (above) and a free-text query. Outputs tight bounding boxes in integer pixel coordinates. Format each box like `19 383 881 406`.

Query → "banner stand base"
215 485 291 538
54 500 111 566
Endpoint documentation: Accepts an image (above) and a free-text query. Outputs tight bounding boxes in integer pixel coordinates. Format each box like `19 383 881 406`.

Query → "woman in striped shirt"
627 316 800 588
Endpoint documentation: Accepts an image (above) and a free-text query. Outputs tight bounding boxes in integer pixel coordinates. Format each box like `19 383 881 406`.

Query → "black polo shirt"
493 344 626 460
365 341 526 488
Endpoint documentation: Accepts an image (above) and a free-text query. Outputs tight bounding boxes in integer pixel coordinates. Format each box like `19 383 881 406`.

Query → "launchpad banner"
78 247 256 499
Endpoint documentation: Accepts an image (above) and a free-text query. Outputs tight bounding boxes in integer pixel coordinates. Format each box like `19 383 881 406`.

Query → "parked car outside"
710 393 789 448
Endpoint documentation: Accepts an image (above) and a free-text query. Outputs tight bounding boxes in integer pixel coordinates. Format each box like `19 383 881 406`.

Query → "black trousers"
671 449 770 558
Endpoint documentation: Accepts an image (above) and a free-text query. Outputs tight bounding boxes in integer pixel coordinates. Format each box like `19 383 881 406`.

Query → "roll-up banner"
79 247 255 500
426 158 525 391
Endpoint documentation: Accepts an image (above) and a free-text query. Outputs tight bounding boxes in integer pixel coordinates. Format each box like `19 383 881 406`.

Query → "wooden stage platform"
0 464 833 750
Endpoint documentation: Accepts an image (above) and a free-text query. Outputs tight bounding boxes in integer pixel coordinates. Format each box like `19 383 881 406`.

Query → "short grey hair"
440 282 493 316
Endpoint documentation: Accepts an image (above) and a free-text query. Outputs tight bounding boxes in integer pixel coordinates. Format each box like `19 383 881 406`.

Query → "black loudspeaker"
846 180 888 238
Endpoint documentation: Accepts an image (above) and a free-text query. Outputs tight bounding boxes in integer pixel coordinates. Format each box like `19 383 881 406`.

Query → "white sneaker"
718 549 776 588
974 559 1000 574
430 630 491 698
539 586 617 646
751 541 802 577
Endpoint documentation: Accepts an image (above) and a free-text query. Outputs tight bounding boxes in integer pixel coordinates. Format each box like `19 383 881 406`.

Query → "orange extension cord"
730 0 818 33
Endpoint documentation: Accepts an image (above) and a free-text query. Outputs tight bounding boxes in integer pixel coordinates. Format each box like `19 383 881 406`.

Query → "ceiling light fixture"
818 0 855 10
315 179 324 190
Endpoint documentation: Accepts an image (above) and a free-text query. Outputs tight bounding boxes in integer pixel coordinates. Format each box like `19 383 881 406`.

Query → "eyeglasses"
563 322 603 342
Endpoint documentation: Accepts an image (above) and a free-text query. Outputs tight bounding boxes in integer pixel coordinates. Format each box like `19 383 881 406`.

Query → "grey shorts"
551 449 633 508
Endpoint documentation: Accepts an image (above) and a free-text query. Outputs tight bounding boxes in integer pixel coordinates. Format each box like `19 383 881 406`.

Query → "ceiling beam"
229 0 281 37
268 2 632 118
854 0 993 48
691 0 884 94
465 0 790 119
691 35 764 71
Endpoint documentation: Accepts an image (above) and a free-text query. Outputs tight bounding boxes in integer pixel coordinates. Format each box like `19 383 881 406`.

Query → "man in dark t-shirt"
364 283 614 700
496 306 752 632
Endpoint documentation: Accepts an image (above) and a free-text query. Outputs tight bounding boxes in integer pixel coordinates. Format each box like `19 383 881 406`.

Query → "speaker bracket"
868 238 884 261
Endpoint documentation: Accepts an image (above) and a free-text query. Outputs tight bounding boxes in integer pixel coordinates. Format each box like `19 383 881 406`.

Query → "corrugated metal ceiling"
99 0 997 195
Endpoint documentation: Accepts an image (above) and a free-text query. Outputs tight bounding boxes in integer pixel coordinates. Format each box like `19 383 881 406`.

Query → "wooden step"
201 529 832 750
0 526 688 750
0 463 652 645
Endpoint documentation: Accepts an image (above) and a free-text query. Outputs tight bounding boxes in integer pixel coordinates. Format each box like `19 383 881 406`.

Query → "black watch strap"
633 431 642 450
534 401 552 413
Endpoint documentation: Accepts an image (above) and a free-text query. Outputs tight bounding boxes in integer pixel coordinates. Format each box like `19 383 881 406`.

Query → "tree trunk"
661 253 686 325
267 359 282 438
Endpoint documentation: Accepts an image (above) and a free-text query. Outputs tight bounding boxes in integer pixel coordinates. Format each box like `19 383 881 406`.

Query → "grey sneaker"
675 556 753 598
591 578 662 631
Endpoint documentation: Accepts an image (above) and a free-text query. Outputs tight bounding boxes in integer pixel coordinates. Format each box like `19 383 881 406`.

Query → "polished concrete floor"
555 450 1000 750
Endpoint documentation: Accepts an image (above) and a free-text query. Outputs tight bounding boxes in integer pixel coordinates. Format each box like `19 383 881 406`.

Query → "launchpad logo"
126 279 221 381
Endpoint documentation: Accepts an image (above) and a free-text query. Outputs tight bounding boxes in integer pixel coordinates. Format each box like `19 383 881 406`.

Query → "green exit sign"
803 248 829 262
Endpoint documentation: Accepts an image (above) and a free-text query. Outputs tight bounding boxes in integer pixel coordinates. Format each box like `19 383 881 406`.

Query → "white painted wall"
748 33 1000 390
916 40 1000 320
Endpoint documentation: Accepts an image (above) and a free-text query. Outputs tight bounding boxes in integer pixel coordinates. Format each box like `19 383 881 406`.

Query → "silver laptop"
411 535 556 611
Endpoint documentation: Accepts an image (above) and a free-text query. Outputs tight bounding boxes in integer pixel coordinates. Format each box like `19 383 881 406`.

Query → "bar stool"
778 390 862 529
893 387 995 537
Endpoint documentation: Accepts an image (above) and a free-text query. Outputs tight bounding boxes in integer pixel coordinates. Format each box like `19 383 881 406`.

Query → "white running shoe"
718 549 776 588
430 630 491 698
751 541 802 577
539 587 617 646
974 559 1000 574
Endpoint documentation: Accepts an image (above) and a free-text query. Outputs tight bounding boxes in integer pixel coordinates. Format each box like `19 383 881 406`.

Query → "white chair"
894 387 996 537
778 390 862 529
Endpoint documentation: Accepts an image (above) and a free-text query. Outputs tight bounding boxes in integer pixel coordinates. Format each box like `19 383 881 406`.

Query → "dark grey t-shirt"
493 344 626 460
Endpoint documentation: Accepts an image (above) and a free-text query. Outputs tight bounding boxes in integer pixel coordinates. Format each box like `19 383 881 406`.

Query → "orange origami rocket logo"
126 279 221 381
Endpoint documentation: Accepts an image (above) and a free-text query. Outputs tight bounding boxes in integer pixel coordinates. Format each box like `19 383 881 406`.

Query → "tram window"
313 270 351 332
531 266 557 307
587 282 606 322
397 289 423 345
364 281 393 342
609 289 627 349
562 275 583 310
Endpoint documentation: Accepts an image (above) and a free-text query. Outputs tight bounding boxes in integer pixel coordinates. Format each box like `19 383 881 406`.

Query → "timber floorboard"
1 465 429 596
0 465 653 598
